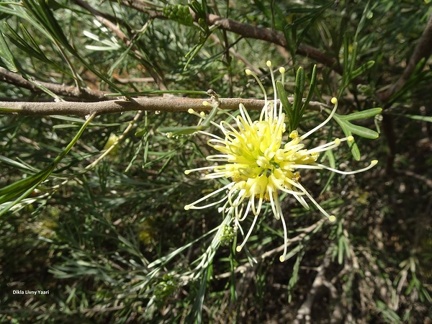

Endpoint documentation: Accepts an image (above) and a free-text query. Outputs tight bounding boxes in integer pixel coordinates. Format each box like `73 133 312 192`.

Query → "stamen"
306 136 355 155
239 199 252 221
266 60 278 119
279 213 288 262
268 189 280 219
315 160 378 175
239 104 254 126
236 214 259 252
234 217 244 237
184 165 218 174
206 154 231 161
229 188 247 209
185 196 227 210
293 192 311 210
204 172 229 179
279 67 286 78
295 182 334 219
185 183 234 209
248 195 257 215
278 67 286 116
301 97 338 140
245 68 268 106
306 140 343 154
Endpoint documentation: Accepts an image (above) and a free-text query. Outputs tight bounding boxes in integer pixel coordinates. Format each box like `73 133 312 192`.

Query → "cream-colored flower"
185 61 377 261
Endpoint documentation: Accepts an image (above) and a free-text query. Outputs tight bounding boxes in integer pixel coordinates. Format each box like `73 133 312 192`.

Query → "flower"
185 61 377 261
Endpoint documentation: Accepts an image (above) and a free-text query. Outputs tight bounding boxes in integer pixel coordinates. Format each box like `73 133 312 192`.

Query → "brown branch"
379 13 432 103
203 13 339 71
73 0 130 44
119 1 340 73
0 97 326 116
294 247 336 324
378 13 432 174
116 0 153 13
73 0 167 90
0 67 107 100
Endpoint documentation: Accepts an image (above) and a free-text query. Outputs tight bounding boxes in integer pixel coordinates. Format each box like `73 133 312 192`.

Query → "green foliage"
0 30 18 72
0 0 431 323
277 65 317 133
332 107 381 160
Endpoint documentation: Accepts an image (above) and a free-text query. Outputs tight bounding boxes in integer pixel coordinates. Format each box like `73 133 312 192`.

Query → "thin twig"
208 34 262 75
86 111 143 169
73 0 167 90
0 67 107 100
73 0 131 43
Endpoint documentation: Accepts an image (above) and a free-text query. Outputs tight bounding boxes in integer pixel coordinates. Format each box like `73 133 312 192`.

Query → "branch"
201 13 340 73
73 0 131 43
201 13 339 73
73 0 167 90
294 247 336 324
0 67 107 101
0 97 327 116
379 13 432 103
119 1 341 73
378 14 432 174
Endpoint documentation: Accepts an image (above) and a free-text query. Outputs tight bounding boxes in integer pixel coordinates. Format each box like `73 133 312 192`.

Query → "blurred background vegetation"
0 0 431 322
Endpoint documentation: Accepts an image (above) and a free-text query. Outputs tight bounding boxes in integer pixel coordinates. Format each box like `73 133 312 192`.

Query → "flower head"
185 62 377 261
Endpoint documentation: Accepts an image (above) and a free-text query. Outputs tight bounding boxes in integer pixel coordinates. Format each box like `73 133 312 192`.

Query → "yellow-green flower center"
209 113 317 202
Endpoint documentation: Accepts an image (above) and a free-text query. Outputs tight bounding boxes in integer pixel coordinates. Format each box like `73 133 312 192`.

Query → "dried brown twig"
0 67 107 101
73 0 167 90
